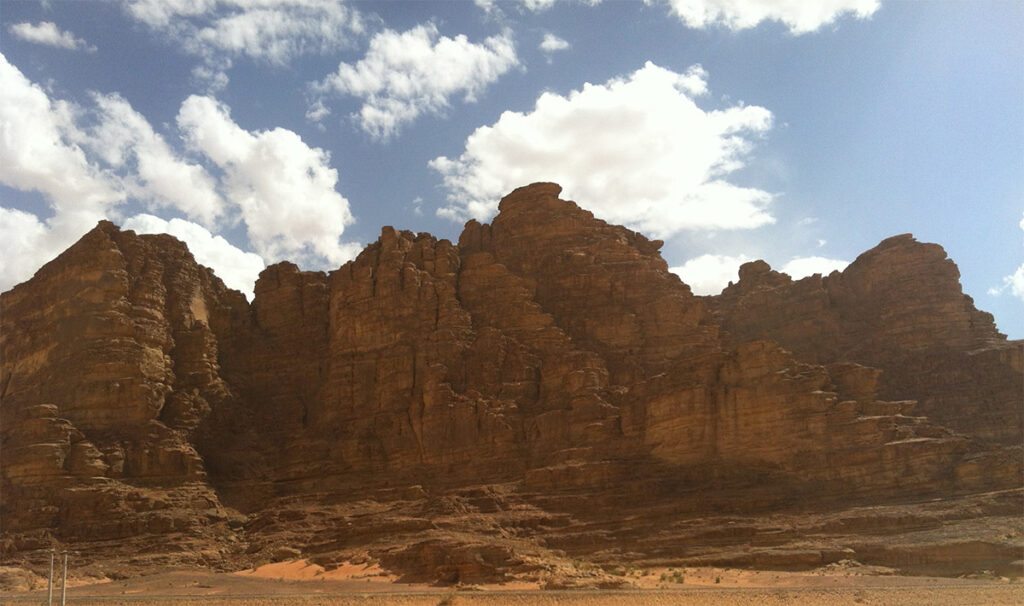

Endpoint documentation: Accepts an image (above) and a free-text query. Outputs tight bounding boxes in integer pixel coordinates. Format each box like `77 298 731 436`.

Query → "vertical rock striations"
0 221 246 566
1 184 1020 580
709 234 1023 445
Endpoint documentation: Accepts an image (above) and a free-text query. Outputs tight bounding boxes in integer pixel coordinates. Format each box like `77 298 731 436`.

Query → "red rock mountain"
2 183 1021 585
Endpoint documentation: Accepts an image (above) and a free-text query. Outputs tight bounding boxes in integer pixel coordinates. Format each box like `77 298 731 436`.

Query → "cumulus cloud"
0 53 121 214
177 95 360 267
0 53 360 296
0 53 245 294
661 0 880 33
84 93 225 226
2 53 230 225
124 214 265 297
0 55 114 291
122 0 364 86
0 207 59 291
781 255 849 278
670 253 753 295
316 23 519 139
7 21 96 52
431 61 774 238
540 33 570 53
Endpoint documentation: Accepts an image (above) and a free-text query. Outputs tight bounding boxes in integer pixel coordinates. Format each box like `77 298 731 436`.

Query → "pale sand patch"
234 559 396 583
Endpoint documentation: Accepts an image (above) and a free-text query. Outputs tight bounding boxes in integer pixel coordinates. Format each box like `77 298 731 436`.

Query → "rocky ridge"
709 238 1022 445
1 183 1021 586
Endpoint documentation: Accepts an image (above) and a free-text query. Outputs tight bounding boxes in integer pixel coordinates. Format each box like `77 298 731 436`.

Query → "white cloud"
177 95 360 267
431 61 774 238
188 1 363 64
474 0 566 11
540 33 570 53
123 0 218 27
990 212 1024 302
1 53 225 229
0 53 359 296
124 214 265 298
316 23 519 139
661 0 880 33
670 253 753 295
84 93 225 226
122 0 364 85
518 0 603 10
989 265 1024 300
191 63 230 92
0 53 121 215
0 53 241 294
669 252 849 297
0 207 60 292
7 21 96 52
0 55 121 293
522 0 560 11
480 0 871 31
305 99 330 123
781 255 848 278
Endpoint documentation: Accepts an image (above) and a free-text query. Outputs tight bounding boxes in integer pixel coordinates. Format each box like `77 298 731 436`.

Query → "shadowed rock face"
2 183 1021 583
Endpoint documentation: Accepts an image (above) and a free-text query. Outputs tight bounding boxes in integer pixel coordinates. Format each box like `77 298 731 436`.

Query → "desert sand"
3 559 1021 605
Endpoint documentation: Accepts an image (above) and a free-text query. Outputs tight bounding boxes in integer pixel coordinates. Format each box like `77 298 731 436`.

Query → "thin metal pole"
60 551 68 606
48 549 54 606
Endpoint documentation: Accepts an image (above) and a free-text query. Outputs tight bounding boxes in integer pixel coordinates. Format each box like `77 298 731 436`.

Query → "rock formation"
2 183 1021 585
0 222 243 568
709 235 1023 445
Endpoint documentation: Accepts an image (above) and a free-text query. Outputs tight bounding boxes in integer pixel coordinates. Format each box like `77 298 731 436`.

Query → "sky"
1 0 1021 338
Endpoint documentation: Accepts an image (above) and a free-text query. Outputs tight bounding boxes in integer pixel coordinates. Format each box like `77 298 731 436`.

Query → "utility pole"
60 551 68 606
47 549 54 606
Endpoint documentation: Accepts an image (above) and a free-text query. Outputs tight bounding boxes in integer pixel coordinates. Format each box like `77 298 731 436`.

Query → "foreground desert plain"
2 184 1022 604
2 559 1023 605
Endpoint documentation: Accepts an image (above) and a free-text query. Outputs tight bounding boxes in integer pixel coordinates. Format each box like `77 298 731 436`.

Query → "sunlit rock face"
2 183 1020 582
709 233 1023 445
0 221 244 565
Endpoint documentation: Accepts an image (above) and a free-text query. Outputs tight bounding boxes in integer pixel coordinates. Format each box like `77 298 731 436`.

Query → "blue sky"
1 0 1021 338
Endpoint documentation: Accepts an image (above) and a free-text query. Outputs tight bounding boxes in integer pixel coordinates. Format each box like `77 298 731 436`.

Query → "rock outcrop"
709 235 1023 445
0 222 245 568
2 184 1021 584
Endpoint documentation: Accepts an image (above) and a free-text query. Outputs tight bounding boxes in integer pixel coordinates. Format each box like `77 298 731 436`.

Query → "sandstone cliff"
2 184 1021 584
709 235 1023 445
0 221 245 567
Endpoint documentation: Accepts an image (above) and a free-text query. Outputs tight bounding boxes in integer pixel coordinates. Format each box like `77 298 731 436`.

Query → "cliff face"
2 184 1021 582
709 234 1023 445
0 221 247 565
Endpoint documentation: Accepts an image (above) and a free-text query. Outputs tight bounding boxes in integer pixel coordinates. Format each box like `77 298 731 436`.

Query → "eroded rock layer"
709 235 1023 445
0 222 245 566
2 184 1021 584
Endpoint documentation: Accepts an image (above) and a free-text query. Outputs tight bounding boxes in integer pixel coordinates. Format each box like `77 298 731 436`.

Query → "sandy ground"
2 559 1021 605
